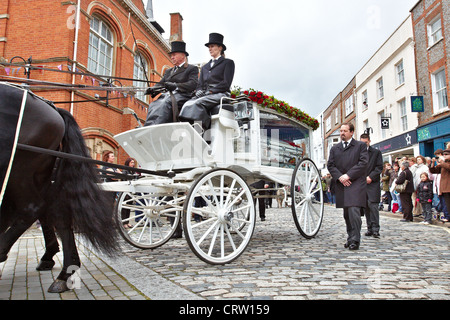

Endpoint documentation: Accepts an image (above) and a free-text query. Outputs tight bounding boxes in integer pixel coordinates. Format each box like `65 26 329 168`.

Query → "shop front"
372 130 419 163
417 116 450 157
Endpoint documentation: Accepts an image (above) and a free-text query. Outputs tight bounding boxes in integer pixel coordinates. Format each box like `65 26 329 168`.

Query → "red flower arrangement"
231 87 319 130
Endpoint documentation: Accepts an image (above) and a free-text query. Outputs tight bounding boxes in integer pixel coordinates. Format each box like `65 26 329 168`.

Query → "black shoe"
372 232 380 238
171 232 182 239
344 242 350 248
365 231 373 237
349 242 360 250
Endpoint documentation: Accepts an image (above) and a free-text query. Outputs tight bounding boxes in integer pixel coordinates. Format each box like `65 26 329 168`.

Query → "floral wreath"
231 87 319 130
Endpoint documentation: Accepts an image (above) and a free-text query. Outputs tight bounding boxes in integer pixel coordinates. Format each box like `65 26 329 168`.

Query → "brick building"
0 0 183 164
411 0 450 155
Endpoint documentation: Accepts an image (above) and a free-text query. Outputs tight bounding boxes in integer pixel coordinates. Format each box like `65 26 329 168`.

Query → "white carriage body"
101 101 323 264
111 102 312 186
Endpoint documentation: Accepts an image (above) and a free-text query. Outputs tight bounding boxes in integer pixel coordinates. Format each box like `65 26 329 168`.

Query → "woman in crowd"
390 162 402 213
430 149 450 227
396 160 415 222
381 163 393 211
412 155 430 217
121 158 139 229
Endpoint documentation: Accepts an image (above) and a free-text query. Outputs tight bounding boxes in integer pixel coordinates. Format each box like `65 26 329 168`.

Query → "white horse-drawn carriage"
100 96 324 265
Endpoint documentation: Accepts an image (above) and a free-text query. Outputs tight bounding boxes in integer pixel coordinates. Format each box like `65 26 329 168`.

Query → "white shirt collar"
342 138 352 146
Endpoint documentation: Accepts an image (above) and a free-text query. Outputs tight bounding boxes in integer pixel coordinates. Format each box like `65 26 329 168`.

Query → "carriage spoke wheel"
183 169 256 265
291 158 324 239
115 192 181 249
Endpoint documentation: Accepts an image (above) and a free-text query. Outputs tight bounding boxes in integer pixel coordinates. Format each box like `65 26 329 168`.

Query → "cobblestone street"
1 205 449 301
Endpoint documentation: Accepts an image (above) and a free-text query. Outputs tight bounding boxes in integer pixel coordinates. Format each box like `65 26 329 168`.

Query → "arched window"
133 52 149 102
88 16 114 76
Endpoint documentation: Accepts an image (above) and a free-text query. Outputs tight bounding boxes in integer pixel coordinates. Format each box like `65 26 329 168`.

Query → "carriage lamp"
234 101 254 122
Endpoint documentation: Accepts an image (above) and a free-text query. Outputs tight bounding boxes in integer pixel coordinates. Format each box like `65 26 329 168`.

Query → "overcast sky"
145 0 418 118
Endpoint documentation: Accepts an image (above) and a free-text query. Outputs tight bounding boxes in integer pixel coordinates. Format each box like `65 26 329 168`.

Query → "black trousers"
363 201 380 233
343 207 362 244
400 192 413 221
254 190 266 220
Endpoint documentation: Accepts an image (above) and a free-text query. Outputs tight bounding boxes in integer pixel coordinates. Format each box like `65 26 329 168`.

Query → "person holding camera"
144 41 199 126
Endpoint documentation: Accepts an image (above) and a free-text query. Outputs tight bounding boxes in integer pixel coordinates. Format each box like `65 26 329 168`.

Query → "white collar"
175 61 185 68
342 138 352 146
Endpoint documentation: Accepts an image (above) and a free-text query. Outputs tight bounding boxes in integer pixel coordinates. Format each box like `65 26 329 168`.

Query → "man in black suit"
360 133 383 238
327 123 368 250
179 33 235 130
144 41 198 126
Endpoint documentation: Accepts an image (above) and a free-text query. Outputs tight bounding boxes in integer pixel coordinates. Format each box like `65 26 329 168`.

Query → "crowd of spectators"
322 143 450 228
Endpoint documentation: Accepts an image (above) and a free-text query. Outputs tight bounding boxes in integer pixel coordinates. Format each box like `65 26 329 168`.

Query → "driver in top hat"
179 33 235 130
144 41 199 126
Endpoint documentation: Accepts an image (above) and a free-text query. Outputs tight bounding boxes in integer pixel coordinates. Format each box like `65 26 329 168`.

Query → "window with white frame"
377 78 384 100
396 60 405 86
345 95 354 116
432 68 448 111
332 137 339 147
326 117 331 132
88 16 114 76
133 52 149 102
399 99 408 131
362 90 368 110
428 17 443 47
335 108 339 124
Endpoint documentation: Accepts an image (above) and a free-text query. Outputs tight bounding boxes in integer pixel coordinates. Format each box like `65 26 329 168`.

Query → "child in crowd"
416 172 434 224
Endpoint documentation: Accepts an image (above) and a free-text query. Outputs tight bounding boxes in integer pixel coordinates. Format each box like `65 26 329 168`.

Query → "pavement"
0 204 449 301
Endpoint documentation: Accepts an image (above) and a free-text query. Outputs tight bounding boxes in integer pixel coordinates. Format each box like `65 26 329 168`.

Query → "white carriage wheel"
115 192 181 249
183 169 256 265
291 158 324 239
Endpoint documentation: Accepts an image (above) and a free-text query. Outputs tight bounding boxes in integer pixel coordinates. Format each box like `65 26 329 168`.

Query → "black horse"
0 82 119 293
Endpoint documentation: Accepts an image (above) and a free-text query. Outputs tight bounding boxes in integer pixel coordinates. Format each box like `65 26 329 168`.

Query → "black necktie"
344 142 348 149
172 66 178 75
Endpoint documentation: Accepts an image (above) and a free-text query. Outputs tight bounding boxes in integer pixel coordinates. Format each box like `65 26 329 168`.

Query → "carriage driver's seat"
207 103 240 165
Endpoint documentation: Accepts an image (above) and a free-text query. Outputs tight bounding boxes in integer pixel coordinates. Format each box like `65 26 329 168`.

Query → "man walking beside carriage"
144 41 198 126
360 133 383 239
327 123 369 251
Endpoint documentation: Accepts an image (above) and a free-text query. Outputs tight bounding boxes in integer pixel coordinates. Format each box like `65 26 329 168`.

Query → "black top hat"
205 33 226 51
169 41 189 56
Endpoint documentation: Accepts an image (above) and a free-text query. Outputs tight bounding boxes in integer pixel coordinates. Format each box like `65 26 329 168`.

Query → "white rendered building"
355 15 419 163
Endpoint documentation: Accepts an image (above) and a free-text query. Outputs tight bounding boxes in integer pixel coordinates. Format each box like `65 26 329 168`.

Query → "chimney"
170 13 183 42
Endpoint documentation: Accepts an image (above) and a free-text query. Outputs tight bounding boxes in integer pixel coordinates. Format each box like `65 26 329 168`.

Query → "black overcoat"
395 168 415 194
327 139 369 208
155 63 199 94
145 64 199 126
366 146 383 203
197 56 235 93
